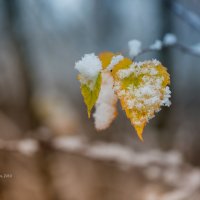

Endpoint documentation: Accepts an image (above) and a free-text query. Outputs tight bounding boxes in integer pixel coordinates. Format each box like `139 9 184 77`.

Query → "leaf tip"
87 110 91 118
134 124 145 141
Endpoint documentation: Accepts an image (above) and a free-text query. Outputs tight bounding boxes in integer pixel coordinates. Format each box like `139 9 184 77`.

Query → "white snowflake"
128 39 142 57
75 53 102 78
150 40 163 50
163 33 177 46
107 55 124 71
93 72 118 130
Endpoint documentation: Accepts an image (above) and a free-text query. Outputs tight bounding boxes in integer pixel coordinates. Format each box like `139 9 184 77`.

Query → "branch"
165 0 200 33
133 43 200 59
130 34 200 60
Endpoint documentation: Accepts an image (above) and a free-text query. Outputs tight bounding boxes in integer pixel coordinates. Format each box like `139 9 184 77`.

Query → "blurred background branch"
165 0 200 32
0 135 200 200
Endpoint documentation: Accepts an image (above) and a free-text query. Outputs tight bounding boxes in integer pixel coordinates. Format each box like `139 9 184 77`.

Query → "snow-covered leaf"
75 51 171 141
111 57 132 78
113 59 171 140
92 52 122 130
93 52 132 130
75 53 102 117
80 73 102 118
93 72 118 130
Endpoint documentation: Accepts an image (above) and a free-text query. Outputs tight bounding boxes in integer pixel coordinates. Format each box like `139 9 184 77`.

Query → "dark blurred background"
0 0 200 199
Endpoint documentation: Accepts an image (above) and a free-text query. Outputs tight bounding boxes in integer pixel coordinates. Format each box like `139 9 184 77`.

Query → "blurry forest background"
0 0 200 200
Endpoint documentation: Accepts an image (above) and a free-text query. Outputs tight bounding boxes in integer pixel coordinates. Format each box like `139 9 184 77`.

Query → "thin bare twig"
133 42 200 60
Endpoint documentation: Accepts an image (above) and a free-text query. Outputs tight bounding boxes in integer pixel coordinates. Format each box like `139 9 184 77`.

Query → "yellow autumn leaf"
80 73 102 118
75 52 171 140
98 51 129 72
111 57 132 77
98 52 115 69
93 52 131 130
113 60 170 140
